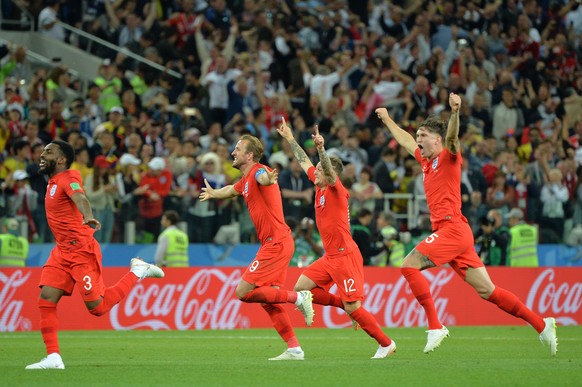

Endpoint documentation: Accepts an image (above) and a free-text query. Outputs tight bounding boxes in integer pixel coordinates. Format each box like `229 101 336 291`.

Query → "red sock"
89 272 139 316
39 298 59 355
240 287 292 304
262 304 299 348
487 287 545 333
311 287 343 308
401 268 442 330
350 307 391 347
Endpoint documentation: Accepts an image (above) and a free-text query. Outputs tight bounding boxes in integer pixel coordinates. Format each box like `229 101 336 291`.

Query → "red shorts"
415 219 484 279
302 249 365 302
242 235 294 288
39 238 105 302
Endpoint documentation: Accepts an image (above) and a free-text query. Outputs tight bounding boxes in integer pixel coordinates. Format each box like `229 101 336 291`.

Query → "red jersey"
415 147 466 230
139 170 173 218
233 163 290 243
307 167 358 257
45 169 94 250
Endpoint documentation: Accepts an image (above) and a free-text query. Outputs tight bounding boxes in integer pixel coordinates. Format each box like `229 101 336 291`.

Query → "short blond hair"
239 134 264 161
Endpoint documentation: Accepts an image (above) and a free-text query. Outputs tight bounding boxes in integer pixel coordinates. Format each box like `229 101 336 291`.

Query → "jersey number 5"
424 233 439 244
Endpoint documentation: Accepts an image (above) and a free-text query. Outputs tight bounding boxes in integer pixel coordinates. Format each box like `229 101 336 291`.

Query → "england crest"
50 184 57 197
432 157 439 170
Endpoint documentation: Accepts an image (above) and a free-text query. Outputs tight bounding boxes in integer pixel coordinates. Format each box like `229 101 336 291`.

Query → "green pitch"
1 326 581 386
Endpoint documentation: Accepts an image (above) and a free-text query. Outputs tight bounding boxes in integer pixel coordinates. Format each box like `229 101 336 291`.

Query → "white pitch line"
1 334 579 342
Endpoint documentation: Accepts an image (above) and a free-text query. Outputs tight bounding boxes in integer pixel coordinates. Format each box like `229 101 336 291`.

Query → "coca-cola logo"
526 269 582 325
0 270 33 332
322 270 456 328
110 269 244 330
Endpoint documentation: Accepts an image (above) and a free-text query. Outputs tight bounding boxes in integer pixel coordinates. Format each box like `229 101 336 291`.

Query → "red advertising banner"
1 267 581 332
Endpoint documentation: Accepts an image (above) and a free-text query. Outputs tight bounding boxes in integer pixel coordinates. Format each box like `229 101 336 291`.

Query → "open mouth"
418 144 424 150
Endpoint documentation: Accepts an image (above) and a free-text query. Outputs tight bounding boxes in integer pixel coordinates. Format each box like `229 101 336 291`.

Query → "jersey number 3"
83 275 93 291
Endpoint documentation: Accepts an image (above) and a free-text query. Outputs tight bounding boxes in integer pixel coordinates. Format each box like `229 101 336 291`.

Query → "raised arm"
375 108 418 156
445 93 461 154
276 117 314 173
142 0 158 31
313 126 336 185
104 0 121 30
199 179 239 201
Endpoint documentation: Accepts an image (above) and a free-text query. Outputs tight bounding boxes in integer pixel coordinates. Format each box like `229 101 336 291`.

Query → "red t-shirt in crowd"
139 169 173 218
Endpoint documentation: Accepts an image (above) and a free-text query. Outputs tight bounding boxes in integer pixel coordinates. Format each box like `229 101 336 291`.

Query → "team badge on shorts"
432 157 439 170
50 184 57 197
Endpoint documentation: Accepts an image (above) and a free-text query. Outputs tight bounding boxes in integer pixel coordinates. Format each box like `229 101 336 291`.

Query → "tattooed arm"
276 118 314 174
313 126 336 185
317 147 336 185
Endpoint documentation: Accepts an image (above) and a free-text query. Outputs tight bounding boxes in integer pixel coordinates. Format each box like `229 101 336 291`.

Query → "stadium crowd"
0 0 581 254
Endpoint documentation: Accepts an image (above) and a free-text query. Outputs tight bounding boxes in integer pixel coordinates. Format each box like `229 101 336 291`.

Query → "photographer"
289 217 323 268
370 211 406 267
474 214 509 266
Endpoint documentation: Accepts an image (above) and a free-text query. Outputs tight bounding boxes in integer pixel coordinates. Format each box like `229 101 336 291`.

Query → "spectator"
155 210 189 267
94 60 122 114
22 121 45 148
104 0 158 48
540 168 570 242
350 166 383 215
2 140 31 180
485 171 515 216
115 153 145 241
38 0 65 42
327 132 368 177
474 214 508 266
186 152 226 243
289 217 323 268
0 217 28 267
492 88 524 140
278 158 314 223
506 208 539 267
373 147 397 194
201 55 242 125
83 156 118 243
370 211 405 267
94 106 127 151
136 157 172 241
5 170 38 241
90 130 120 163
351 208 380 266
465 190 489 235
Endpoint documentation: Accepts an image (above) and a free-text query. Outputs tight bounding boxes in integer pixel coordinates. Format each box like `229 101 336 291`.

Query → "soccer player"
375 94 558 355
276 120 397 359
26 140 164 370
199 134 313 361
